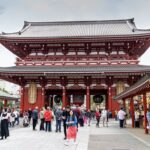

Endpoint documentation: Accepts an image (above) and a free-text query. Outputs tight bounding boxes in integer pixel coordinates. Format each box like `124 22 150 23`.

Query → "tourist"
44 107 52 132
91 111 95 120
107 109 110 122
83 110 87 125
23 110 29 127
101 108 108 127
39 107 45 131
65 110 77 146
32 106 38 130
55 106 63 132
28 108 32 125
95 109 101 127
146 107 150 129
62 106 70 140
114 110 118 121
7 108 11 127
0 108 9 140
134 109 140 128
10 110 16 127
73 106 80 129
78 110 84 127
13 108 20 125
118 108 126 128
86 109 92 126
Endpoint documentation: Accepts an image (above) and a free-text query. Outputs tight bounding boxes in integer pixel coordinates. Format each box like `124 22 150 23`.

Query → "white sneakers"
64 140 78 146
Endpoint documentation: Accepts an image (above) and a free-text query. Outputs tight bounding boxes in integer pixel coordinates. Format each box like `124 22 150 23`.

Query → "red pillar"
41 86 45 108
4 99 8 108
105 94 108 110
143 92 148 134
20 86 25 113
62 86 66 108
108 86 112 112
86 86 90 110
111 87 119 112
130 97 135 128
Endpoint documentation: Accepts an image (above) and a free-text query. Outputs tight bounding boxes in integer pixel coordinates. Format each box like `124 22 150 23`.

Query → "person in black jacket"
86 109 92 126
0 108 9 140
28 108 32 125
62 106 70 140
32 107 38 130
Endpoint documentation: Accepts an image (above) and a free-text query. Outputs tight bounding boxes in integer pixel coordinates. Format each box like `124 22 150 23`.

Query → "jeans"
56 119 61 132
45 121 51 132
15 117 19 125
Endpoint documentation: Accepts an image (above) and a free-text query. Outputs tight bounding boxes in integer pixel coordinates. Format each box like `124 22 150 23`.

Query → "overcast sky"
0 0 150 66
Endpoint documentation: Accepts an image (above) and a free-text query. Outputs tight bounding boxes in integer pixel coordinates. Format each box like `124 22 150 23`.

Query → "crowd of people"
2 105 150 144
0 105 110 144
23 105 111 146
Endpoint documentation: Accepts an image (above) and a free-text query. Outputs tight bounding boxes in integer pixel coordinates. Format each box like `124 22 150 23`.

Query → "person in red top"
44 107 52 132
95 109 101 128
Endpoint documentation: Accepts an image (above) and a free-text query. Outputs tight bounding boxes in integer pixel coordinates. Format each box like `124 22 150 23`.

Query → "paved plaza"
0 120 150 150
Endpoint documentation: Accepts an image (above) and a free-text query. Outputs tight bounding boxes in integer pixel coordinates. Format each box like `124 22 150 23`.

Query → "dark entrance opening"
90 89 108 110
67 90 86 107
45 89 62 108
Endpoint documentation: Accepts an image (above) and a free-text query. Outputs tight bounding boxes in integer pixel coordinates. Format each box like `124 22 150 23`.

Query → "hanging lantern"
93 95 104 103
28 82 37 104
54 95 62 104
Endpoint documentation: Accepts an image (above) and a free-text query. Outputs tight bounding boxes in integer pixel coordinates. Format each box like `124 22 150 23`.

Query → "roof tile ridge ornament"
0 21 31 36
23 18 136 26
20 21 31 34
126 18 137 32
1 31 19 35
127 18 150 32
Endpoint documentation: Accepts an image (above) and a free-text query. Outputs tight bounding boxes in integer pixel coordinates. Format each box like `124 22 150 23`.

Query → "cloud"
22 0 51 12
20 0 150 22
0 5 5 15
21 0 106 14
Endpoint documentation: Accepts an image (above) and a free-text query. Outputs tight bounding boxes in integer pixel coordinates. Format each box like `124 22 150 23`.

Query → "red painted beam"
143 92 148 134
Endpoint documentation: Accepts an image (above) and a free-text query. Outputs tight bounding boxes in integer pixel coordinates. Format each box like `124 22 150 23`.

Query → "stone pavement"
0 121 89 150
88 120 150 150
0 120 150 150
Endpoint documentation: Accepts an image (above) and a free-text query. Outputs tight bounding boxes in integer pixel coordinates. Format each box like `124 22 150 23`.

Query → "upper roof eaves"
1 18 150 38
0 65 150 73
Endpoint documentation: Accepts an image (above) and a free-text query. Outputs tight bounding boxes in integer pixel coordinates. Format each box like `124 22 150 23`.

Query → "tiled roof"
0 65 150 73
1 18 150 38
0 90 19 100
114 74 150 100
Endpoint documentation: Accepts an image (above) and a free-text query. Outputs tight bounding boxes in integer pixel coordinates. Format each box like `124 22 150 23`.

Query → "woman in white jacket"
101 109 108 127
118 108 126 128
